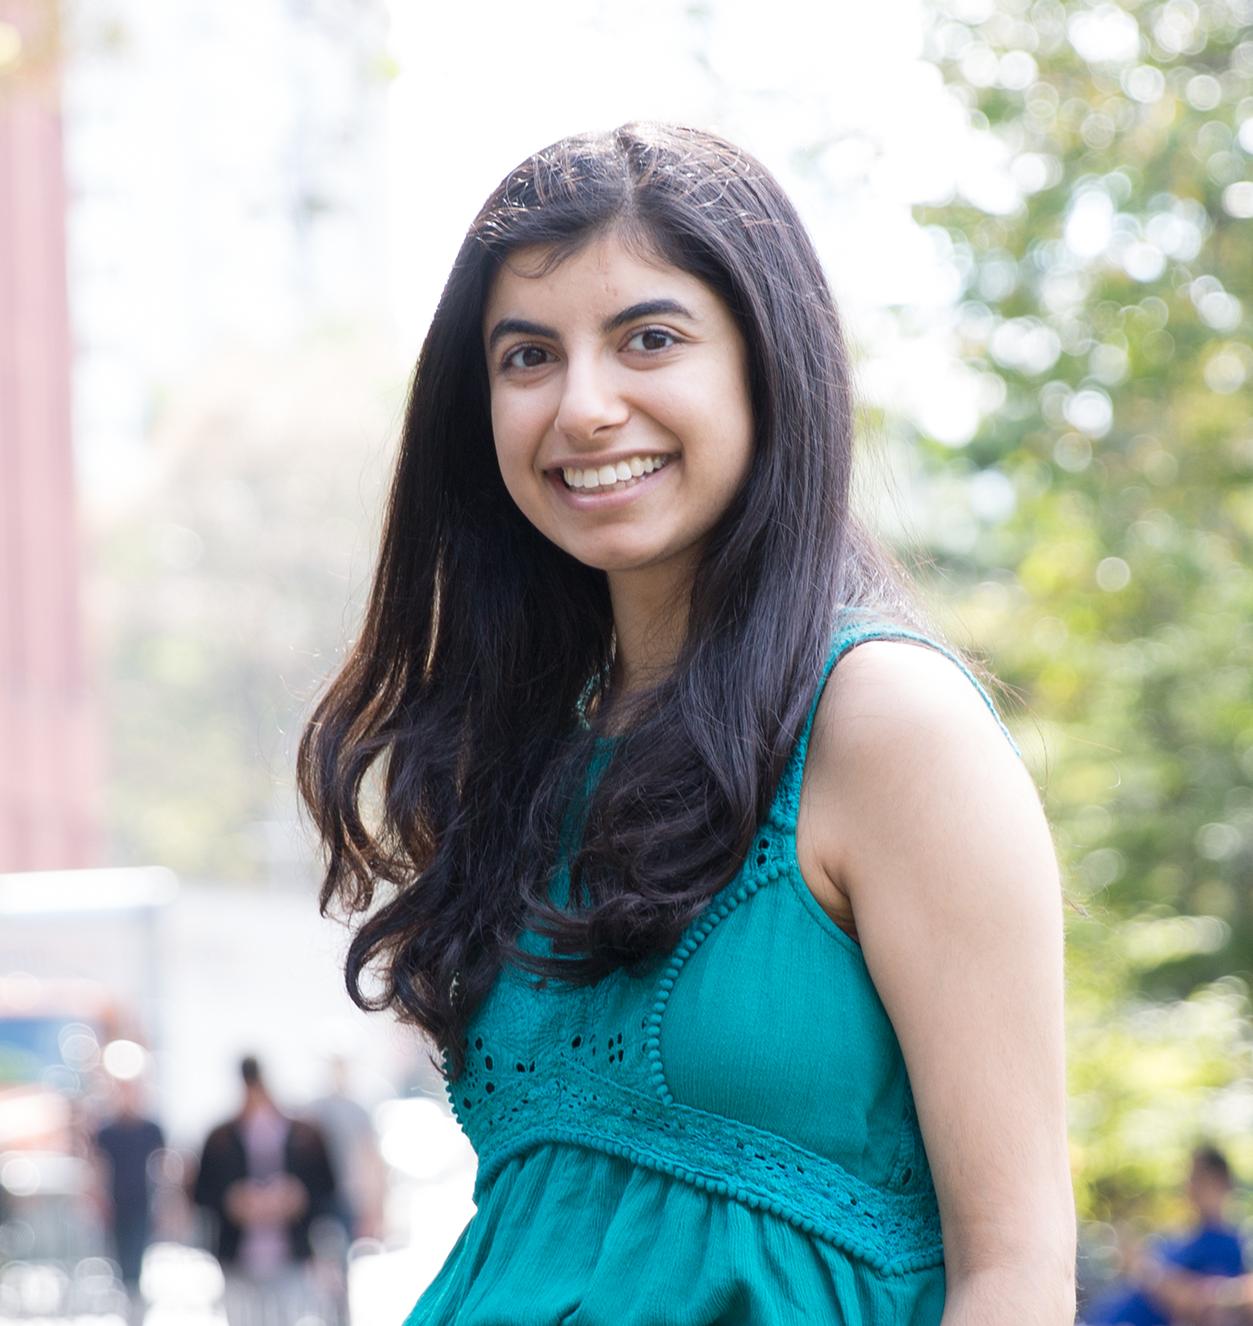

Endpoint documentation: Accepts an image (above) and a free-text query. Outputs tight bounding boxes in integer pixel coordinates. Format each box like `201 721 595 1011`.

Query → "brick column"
0 0 101 868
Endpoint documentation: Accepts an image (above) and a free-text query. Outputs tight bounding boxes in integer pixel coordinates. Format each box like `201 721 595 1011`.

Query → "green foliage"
1068 912 1253 1228
912 0 1253 1226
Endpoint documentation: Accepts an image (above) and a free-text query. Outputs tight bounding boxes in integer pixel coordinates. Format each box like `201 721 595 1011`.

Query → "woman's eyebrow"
486 299 698 352
486 317 557 351
602 299 696 332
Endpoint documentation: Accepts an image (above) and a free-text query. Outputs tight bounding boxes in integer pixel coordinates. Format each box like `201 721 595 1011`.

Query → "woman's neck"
604 562 692 710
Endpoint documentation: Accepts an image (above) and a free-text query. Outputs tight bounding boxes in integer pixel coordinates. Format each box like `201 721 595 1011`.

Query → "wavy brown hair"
297 122 943 1082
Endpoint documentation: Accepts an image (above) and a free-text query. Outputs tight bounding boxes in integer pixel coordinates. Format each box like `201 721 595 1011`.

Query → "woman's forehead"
483 231 710 327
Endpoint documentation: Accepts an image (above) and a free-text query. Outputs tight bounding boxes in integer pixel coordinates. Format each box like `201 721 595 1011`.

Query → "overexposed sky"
384 0 951 322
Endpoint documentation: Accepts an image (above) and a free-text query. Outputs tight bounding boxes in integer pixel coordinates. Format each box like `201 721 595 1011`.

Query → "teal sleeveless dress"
404 608 1024 1325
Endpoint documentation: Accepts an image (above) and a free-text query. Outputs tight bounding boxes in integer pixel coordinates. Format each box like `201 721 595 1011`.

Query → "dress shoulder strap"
770 608 1024 834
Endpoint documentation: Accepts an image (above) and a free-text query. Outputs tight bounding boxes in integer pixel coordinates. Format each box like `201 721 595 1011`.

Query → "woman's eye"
502 344 552 371
625 327 678 353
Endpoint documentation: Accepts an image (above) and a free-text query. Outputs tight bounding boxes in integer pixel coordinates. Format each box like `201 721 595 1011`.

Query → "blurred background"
1 0 1250 1320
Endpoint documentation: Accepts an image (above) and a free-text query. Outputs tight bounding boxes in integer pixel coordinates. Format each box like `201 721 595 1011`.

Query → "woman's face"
482 229 754 586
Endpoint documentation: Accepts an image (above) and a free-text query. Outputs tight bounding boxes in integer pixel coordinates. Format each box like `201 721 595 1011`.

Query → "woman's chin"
564 540 673 576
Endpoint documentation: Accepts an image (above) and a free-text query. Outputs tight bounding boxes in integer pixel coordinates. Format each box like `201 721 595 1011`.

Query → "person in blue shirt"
1083 1145 1244 1324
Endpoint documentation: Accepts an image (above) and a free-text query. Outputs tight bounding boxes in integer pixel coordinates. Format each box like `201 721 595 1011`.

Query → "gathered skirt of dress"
404 1140 946 1326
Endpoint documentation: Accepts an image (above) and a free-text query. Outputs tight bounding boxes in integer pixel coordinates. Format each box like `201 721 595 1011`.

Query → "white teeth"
560 455 672 491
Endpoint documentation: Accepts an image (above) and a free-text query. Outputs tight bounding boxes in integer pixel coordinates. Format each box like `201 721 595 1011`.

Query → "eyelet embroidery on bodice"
455 1023 639 1114
449 1049 943 1275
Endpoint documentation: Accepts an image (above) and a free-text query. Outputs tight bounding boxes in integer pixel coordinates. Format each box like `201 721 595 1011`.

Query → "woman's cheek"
494 399 545 473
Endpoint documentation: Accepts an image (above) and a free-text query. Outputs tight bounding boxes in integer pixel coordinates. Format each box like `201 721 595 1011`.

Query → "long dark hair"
298 122 946 1081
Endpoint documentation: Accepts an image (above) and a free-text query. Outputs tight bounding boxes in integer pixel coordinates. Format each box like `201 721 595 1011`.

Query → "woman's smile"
547 452 678 508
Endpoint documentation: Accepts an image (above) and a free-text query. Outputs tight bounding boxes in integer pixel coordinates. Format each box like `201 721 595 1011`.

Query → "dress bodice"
407 607 1024 1323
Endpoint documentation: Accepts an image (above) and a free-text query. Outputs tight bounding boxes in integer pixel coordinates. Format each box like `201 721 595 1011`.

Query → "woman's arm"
804 639 1076 1323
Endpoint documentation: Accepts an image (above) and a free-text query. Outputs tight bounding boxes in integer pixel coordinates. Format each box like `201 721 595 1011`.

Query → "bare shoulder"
800 635 1049 912
812 636 1017 753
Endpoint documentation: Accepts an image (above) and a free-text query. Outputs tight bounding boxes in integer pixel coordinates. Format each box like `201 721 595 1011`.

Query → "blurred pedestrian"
1082 1144 1245 1324
90 1075 165 1293
191 1054 338 1325
307 1053 387 1243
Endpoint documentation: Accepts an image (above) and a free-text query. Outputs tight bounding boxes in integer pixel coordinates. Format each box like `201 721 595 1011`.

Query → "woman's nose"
554 354 629 443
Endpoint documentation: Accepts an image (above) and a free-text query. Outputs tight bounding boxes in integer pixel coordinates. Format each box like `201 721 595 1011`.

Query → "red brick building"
0 0 100 869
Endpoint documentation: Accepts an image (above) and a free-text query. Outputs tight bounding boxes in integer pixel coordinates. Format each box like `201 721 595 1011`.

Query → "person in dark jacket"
192 1054 338 1324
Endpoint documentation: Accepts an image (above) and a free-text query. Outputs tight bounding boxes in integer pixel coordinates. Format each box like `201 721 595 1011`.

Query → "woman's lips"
546 456 678 509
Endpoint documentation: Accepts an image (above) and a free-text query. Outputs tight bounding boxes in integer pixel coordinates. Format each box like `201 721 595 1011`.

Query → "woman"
298 123 1075 1323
